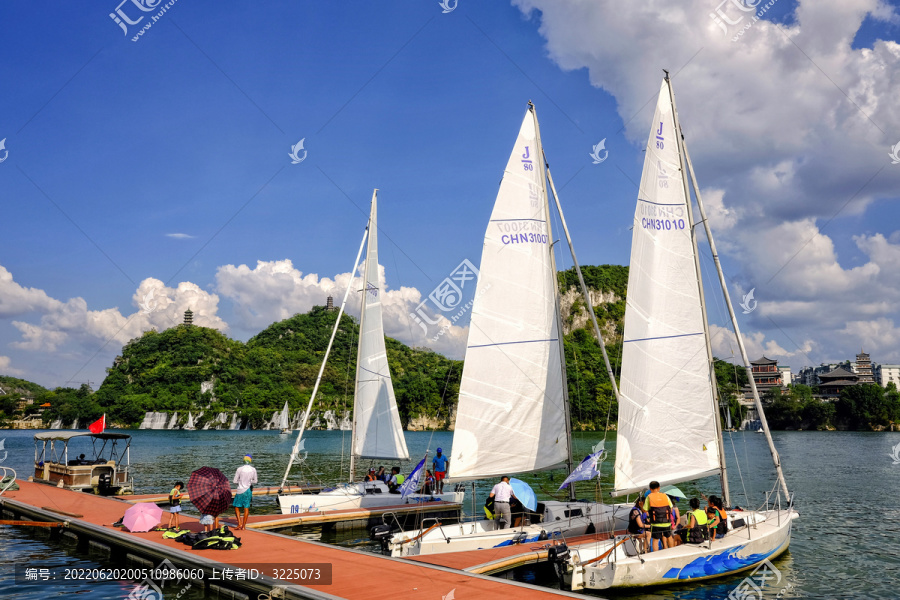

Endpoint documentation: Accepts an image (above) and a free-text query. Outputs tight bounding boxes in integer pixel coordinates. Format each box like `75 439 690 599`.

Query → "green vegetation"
75 306 461 429
0 376 49 423
765 383 900 431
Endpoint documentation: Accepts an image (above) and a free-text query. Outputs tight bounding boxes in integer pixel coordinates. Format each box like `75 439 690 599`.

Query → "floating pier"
127 484 326 504
1 480 583 600
409 530 620 574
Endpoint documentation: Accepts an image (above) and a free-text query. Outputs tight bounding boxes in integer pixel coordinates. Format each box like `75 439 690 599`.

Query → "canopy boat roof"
34 432 131 442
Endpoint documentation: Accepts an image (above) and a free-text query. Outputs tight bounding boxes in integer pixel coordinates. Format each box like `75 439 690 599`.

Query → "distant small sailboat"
183 412 196 431
278 401 291 434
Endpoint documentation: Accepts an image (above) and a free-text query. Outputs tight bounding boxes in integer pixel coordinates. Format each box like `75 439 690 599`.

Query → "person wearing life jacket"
627 496 649 552
642 481 674 551
706 495 728 539
388 467 405 493
683 497 710 544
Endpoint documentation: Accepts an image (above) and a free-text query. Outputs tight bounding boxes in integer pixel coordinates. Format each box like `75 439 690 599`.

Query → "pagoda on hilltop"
184 308 194 326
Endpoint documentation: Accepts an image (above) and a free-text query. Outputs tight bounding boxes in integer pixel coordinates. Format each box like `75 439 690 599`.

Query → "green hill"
34 265 631 430
85 306 460 428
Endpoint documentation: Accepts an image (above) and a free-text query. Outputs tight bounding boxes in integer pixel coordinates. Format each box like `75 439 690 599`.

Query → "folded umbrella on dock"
188 467 232 516
122 502 163 532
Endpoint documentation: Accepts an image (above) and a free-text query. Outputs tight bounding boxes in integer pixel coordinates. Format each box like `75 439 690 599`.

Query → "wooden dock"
409 530 621 574
1 480 585 600
127 484 326 504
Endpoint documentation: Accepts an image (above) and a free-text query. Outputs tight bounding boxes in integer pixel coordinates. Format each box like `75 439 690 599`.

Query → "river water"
0 428 897 599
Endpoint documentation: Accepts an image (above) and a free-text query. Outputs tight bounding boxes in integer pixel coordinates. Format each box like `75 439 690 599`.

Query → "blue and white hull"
566 509 797 591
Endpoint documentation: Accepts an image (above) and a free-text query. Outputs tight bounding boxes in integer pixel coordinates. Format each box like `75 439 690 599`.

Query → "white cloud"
165 233 195 239
216 259 469 358
0 355 24 376
1 265 225 353
513 0 900 368
0 265 61 318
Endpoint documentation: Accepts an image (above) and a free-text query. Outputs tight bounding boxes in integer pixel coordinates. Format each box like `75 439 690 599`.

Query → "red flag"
89 414 106 434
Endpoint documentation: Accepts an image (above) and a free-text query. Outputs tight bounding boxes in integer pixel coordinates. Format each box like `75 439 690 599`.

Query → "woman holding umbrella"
188 467 232 532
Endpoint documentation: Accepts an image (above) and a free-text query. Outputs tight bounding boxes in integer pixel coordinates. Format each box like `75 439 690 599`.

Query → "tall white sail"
612 81 721 496
278 401 290 430
450 106 569 482
351 192 410 462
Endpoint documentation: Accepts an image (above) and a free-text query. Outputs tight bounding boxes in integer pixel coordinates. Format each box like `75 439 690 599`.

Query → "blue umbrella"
660 485 687 500
508 478 537 512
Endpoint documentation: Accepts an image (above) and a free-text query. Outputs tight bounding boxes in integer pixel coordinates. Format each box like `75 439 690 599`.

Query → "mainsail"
612 81 721 496
278 401 290 430
351 192 410 463
449 105 569 482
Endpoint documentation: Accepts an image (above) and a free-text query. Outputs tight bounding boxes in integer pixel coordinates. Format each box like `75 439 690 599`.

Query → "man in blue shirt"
432 448 449 493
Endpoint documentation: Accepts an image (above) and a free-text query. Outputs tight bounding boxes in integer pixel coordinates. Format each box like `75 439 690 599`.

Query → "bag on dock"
191 536 242 550
162 529 190 540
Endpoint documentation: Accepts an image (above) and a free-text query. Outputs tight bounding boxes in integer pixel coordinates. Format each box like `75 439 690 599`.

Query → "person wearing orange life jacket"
642 480 674 551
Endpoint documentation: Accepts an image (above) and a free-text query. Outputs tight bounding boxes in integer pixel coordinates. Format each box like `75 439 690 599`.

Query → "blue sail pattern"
662 541 784 580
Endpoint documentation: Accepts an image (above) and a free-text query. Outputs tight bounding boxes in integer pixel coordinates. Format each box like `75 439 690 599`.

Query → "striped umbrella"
187 467 231 516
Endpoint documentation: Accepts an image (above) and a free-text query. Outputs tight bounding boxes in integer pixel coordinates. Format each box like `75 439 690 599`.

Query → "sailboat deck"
1 480 583 599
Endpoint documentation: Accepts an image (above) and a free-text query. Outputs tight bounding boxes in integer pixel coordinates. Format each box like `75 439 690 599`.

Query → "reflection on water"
1 428 898 598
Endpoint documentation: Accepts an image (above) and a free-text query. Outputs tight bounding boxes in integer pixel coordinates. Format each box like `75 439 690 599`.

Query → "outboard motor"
369 523 394 554
98 472 113 496
547 543 571 587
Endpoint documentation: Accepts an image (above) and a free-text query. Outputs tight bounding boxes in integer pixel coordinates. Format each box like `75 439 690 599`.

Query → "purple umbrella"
188 467 232 516
123 502 163 532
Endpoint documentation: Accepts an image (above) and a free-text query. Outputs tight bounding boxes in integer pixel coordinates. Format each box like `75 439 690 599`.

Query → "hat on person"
436 447 442 453
369 467 376 472
243 454 252 463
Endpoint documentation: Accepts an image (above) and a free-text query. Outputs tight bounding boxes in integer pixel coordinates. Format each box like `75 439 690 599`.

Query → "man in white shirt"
489 476 516 529
233 454 258 530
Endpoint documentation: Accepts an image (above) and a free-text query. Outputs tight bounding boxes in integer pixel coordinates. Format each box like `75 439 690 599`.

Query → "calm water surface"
0 428 897 598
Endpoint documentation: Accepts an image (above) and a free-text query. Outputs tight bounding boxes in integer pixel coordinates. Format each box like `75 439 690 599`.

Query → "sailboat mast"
278 225 369 490
665 72 731 507
545 160 621 404
682 143 791 502
530 102 575 499
350 189 378 481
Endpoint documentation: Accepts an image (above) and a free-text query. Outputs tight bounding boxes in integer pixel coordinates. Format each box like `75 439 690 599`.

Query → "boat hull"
389 501 631 557
568 509 797 591
278 481 464 514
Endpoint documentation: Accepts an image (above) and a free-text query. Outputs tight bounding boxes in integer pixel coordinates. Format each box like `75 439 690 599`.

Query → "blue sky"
1 0 899 388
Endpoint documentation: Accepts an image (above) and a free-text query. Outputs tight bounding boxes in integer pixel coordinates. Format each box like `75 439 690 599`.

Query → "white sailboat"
183 412 196 431
386 103 629 558
558 74 797 592
277 191 465 513
277 401 291 434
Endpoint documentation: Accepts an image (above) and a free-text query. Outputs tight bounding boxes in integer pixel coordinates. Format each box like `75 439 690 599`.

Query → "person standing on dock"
167 481 184 530
233 454 258 530
489 476 516 529
432 448 449 493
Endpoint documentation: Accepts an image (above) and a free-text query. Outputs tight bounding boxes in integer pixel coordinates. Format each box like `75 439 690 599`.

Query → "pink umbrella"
123 502 164 532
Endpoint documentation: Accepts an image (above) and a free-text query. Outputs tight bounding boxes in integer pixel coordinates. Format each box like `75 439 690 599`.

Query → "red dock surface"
1 481 583 599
